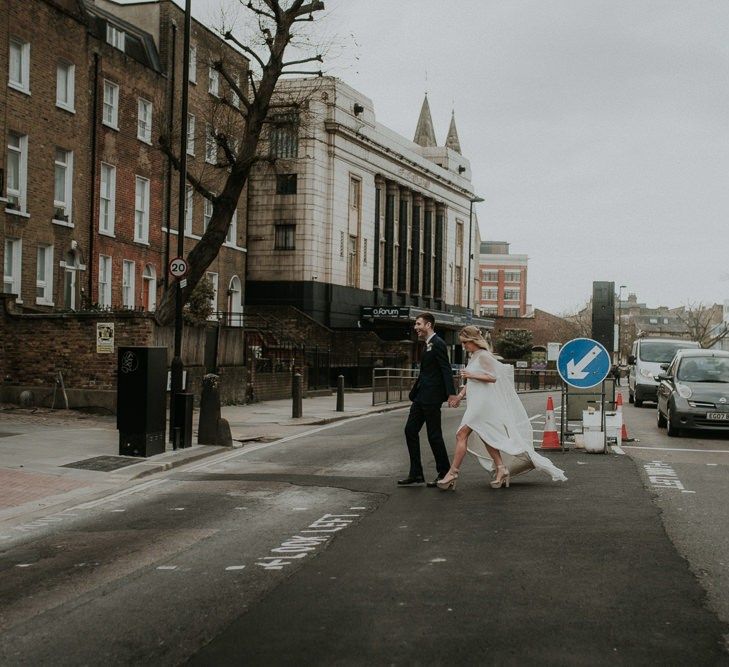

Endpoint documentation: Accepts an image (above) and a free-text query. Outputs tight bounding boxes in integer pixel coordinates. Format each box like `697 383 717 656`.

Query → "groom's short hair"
417 312 436 329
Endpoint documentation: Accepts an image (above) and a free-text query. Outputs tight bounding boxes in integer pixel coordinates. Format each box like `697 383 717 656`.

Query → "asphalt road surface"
0 393 727 665
622 396 729 648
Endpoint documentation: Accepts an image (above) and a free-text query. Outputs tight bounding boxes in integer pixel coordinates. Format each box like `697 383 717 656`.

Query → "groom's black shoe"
426 476 444 488
397 475 425 486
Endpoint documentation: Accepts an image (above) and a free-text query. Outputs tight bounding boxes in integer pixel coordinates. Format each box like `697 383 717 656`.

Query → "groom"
398 312 457 487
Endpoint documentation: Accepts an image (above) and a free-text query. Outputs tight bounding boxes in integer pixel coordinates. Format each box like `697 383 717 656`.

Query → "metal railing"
372 367 561 406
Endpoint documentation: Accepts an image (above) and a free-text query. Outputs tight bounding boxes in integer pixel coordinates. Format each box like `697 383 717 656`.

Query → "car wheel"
634 397 643 408
628 391 634 404
666 407 681 437
657 408 667 428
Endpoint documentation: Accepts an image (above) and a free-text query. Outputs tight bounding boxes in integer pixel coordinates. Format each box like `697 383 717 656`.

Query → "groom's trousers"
404 401 451 478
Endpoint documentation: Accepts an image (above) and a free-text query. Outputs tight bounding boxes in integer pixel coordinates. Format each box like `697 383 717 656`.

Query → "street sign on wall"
557 337 611 388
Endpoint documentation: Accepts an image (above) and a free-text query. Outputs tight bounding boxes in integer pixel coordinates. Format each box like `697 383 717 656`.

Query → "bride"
437 326 567 491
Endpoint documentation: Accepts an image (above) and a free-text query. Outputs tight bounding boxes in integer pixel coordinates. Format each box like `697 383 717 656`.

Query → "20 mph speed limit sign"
168 257 189 279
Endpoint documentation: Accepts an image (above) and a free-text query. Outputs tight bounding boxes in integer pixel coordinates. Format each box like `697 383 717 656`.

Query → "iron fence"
372 368 561 406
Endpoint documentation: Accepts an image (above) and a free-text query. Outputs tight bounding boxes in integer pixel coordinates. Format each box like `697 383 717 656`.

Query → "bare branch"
214 61 251 111
280 70 323 76
282 54 323 67
247 70 258 99
261 0 283 22
224 31 266 70
292 2 325 18
244 1 276 22
215 131 237 166
158 136 216 202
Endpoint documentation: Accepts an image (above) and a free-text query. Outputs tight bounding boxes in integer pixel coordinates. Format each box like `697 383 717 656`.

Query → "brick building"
477 241 529 318
1 0 248 321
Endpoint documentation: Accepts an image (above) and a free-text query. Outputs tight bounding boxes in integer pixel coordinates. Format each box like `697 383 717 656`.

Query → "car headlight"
640 368 655 379
676 382 692 399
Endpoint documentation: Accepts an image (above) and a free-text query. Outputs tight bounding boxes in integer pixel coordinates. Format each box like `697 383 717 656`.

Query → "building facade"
245 78 491 348
1 0 247 321
477 241 529 318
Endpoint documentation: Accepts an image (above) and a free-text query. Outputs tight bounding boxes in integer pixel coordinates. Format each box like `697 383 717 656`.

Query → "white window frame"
203 197 213 231
122 259 135 309
205 124 217 164
186 113 196 155
134 176 150 243
208 67 219 96
185 186 193 236
142 263 156 311
4 238 22 301
98 254 112 308
226 209 237 245
137 98 152 143
36 244 54 305
99 162 116 235
54 148 73 223
102 80 119 129
8 38 30 95
6 132 28 213
106 24 126 51
188 45 197 83
56 60 75 112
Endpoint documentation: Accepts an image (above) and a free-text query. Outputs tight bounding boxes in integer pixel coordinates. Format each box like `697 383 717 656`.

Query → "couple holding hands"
397 313 567 491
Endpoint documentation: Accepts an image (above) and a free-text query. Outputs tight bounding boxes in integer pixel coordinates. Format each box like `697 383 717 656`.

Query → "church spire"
445 110 461 154
413 94 437 148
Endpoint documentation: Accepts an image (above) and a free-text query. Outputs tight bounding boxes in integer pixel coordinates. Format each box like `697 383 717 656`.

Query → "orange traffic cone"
615 392 632 442
540 395 560 450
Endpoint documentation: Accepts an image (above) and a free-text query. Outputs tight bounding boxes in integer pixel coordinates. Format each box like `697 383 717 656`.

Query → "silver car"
656 349 729 437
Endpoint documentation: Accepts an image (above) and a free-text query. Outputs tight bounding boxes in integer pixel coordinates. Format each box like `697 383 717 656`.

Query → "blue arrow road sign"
557 337 611 388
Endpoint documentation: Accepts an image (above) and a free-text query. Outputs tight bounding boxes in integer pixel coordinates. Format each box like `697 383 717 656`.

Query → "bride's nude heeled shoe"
437 468 459 491
490 465 510 489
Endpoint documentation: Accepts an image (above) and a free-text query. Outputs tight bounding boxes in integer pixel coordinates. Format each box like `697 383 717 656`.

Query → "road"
0 393 727 665
622 396 729 643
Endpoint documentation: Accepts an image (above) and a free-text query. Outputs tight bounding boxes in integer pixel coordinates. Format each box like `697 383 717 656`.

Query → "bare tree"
561 302 592 338
155 0 325 326
676 302 727 347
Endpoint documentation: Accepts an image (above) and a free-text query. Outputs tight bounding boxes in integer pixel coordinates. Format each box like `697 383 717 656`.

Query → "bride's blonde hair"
458 325 492 351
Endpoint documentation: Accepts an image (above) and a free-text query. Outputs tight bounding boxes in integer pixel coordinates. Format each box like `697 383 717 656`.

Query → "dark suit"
404 334 456 478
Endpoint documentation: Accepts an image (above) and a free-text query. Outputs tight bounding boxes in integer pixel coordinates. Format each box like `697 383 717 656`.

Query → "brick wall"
492 308 580 348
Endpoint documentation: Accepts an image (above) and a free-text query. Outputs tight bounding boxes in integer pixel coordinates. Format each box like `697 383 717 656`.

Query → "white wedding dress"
460 350 567 482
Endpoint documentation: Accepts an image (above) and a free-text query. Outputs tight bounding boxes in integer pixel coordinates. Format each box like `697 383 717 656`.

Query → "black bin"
117 346 167 457
173 392 194 449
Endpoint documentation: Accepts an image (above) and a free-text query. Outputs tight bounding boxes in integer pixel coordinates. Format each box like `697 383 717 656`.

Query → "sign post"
557 338 612 453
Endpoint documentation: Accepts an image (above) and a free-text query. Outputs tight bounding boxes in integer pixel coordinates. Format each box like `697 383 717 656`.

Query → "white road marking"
643 461 691 492
612 446 626 455
430 558 447 563
75 479 168 510
225 565 246 571
624 446 729 454
349 506 366 510
170 507 186 511
234 506 248 510
292 507 308 511
707 463 718 466
15 564 32 568
157 565 178 570
110 509 126 513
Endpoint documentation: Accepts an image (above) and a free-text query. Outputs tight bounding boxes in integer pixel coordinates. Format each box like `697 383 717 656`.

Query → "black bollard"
336 375 344 412
292 373 303 418
198 374 221 445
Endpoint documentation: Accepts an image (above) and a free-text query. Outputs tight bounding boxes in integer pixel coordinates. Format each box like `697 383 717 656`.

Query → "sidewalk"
0 393 408 524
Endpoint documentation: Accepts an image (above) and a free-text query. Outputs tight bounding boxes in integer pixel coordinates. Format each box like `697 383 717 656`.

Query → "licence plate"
706 412 729 421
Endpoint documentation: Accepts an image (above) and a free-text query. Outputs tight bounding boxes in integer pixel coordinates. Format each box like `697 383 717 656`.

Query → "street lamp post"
169 0 192 448
467 195 485 312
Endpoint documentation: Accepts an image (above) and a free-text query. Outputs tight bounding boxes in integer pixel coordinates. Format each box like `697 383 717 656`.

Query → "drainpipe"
87 52 100 303
164 21 178 289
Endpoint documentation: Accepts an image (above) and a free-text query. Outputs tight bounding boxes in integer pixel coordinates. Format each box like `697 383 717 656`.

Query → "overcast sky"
189 0 729 314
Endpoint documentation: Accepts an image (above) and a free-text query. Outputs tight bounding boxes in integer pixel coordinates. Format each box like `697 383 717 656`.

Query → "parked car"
656 349 729 436
628 338 700 406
